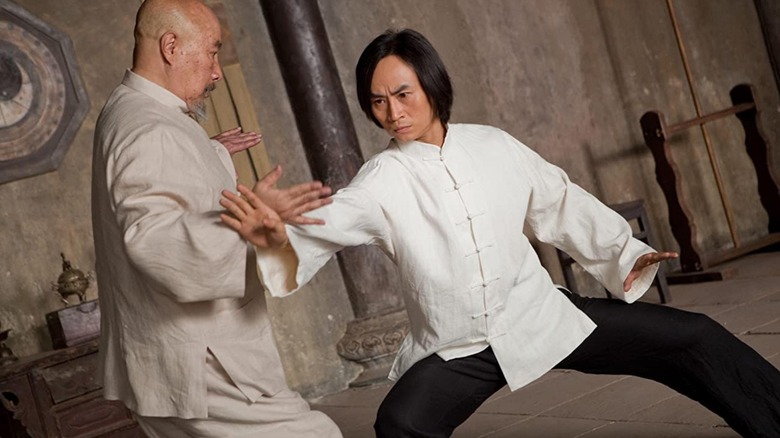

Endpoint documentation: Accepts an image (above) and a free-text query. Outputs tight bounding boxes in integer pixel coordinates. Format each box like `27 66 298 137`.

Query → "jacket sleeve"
507 132 657 302
109 128 247 303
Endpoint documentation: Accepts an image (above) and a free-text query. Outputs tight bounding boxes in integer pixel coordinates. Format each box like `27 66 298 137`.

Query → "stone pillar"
259 0 407 385
755 0 780 92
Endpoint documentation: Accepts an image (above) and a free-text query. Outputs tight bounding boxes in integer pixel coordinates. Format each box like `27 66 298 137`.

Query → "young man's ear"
160 31 177 64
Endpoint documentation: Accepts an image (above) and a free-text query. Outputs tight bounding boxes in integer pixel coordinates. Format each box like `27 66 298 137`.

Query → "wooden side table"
0 339 144 437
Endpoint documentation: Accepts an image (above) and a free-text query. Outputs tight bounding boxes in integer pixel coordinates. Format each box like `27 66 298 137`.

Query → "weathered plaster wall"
1 0 778 398
0 0 138 361
318 0 780 263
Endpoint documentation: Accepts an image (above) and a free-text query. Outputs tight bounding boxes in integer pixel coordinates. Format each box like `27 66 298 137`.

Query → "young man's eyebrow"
371 84 411 98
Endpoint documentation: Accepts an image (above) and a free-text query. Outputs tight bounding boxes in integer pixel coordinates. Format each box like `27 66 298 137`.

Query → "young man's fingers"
219 198 247 221
222 188 247 204
262 215 282 228
237 184 262 204
623 272 639 291
219 213 242 231
643 252 677 267
221 189 253 213
225 188 272 223
238 185 273 213
239 186 286 227
262 217 290 248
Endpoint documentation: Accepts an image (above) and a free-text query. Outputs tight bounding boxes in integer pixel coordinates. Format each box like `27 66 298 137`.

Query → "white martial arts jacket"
92 71 288 418
257 124 657 391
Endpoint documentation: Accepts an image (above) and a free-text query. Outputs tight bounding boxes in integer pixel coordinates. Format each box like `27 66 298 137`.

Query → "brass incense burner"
53 253 91 306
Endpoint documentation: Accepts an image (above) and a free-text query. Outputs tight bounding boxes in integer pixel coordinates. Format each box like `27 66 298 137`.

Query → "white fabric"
92 70 289 419
256 123 657 392
136 351 341 438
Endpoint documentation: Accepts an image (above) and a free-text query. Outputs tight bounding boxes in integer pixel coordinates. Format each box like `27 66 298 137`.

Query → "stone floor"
310 251 780 437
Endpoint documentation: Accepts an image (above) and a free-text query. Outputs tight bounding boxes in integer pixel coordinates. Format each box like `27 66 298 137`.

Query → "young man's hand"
623 251 679 291
220 185 289 249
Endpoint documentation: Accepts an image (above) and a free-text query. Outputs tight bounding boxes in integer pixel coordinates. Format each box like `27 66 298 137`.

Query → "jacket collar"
393 124 455 161
122 69 190 116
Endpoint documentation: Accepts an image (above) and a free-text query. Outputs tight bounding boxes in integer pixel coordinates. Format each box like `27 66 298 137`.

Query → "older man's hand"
252 165 333 225
212 127 262 156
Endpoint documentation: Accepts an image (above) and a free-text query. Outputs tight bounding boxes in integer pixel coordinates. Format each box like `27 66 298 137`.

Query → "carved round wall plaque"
0 1 88 185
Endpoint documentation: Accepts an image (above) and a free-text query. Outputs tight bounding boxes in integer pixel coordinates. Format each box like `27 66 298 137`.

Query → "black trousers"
374 291 780 438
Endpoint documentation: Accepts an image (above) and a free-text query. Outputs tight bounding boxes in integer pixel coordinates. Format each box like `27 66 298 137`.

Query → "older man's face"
179 21 222 119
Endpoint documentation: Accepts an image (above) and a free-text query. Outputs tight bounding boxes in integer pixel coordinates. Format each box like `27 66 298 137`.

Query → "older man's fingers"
289 216 326 225
255 165 283 191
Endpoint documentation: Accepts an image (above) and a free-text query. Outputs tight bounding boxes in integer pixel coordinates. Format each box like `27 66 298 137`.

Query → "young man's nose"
387 99 402 121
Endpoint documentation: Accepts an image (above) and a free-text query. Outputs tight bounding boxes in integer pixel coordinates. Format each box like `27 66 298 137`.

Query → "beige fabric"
256 124 658 392
136 352 341 438
92 70 299 422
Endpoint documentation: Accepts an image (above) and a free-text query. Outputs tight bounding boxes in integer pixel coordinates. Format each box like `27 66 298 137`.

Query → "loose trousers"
136 352 342 438
375 291 780 438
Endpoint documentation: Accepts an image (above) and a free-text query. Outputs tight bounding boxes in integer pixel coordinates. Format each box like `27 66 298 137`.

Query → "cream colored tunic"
257 123 657 392
92 70 309 424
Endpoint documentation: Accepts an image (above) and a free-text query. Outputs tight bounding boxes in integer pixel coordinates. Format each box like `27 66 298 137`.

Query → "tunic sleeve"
508 133 657 302
256 168 393 297
110 129 247 303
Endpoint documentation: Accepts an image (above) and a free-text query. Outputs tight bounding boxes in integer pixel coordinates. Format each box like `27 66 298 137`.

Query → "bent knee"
374 398 439 437
668 311 727 350
374 401 410 436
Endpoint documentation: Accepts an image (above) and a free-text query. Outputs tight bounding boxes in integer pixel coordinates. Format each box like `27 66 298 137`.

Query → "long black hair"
355 29 453 128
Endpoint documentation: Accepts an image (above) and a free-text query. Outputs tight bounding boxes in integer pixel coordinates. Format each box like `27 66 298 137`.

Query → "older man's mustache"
185 83 218 122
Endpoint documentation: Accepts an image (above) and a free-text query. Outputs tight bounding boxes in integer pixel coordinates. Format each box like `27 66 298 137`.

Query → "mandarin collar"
394 124 455 161
122 69 190 115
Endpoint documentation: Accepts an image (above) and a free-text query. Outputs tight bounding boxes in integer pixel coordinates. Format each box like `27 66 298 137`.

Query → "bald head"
135 0 208 44
133 0 219 67
131 0 223 115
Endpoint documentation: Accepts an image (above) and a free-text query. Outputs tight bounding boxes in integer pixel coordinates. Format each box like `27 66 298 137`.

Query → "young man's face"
369 55 445 146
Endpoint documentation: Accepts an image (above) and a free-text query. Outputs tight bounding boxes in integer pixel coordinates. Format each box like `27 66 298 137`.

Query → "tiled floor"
310 251 780 437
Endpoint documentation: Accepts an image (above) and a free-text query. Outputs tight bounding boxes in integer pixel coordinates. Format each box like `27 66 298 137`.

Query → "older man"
91 0 341 436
